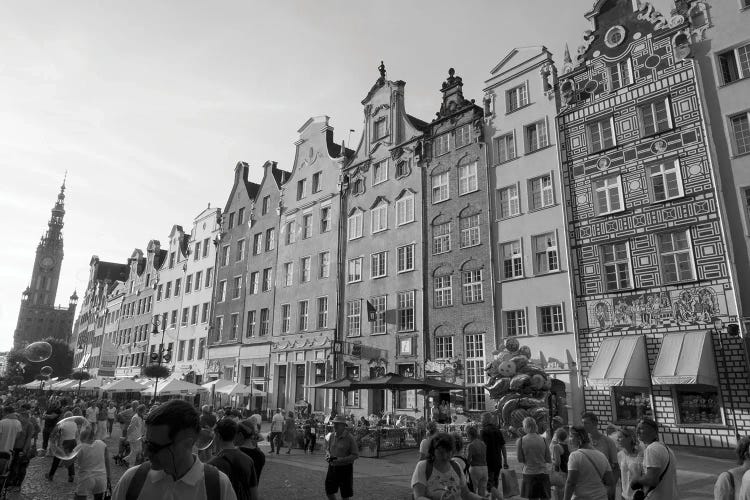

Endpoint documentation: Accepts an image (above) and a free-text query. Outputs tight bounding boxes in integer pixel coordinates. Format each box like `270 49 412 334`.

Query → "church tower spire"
43 172 66 245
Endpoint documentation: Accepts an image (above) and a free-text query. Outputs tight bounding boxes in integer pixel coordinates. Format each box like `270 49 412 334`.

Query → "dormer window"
609 58 633 90
373 117 387 140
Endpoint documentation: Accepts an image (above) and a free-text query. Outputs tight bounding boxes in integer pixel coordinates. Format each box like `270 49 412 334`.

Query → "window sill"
499 275 526 283
718 75 750 88
525 143 555 156
397 269 415 275
497 213 523 222
732 150 750 159
495 156 519 167
506 102 533 115
459 243 482 250
397 220 416 227
532 269 565 277
538 330 570 337
459 188 480 197
528 203 559 213
370 331 388 336
588 144 617 157
432 198 450 205
462 300 485 305
640 126 676 141
371 274 387 280
372 179 388 188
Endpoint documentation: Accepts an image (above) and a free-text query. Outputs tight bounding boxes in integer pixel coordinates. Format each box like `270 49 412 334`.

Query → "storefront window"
675 385 723 425
612 387 653 424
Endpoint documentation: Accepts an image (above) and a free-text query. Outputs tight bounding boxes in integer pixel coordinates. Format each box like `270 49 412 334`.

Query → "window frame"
265 228 275 251
609 57 633 90
501 240 524 280
647 158 684 203
587 116 616 153
397 244 415 273
347 257 363 283
435 336 454 359
434 274 453 308
372 159 388 186
312 171 322 193
280 304 291 333
434 133 450 157
297 178 307 200
397 290 416 332
455 123 472 148
317 296 328 329
458 162 479 195
730 111 750 156
497 183 521 219
505 309 528 336
300 256 312 283
639 96 673 137
371 203 388 233
302 213 313 239
657 229 697 284
346 299 361 337
283 262 293 287
529 173 555 211
459 214 481 248
371 251 387 279
601 241 634 291
525 119 549 153
506 82 529 113
396 193 415 225
348 210 363 239
432 221 452 255
593 175 625 216
718 43 750 85
462 269 484 303
432 171 450 204
319 251 330 279
532 231 560 274
494 133 516 164
539 304 565 334
298 300 309 331
370 295 387 335
373 117 388 140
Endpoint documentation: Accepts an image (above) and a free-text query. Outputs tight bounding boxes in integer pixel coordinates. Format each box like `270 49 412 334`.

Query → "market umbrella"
51 380 78 391
101 378 148 392
201 379 233 391
308 377 359 415
144 378 206 396
78 378 105 391
216 383 256 397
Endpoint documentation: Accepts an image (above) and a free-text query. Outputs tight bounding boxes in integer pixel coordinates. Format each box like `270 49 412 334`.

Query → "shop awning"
587 335 651 388
652 331 718 386
76 352 91 369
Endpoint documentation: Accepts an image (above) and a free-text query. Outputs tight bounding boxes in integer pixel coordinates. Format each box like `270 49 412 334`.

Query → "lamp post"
713 317 740 440
147 317 172 404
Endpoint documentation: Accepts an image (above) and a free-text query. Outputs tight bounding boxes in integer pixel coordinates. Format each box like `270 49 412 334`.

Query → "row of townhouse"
71 0 750 447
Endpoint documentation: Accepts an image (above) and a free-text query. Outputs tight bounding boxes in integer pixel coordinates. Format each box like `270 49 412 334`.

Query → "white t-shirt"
127 414 143 441
618 449 644 500
107 407 117 419
567 448 610 500
738 468 750 500
411 460 465 500
77 440 107 480
717 465 750 500
86 406 98 423
642 441 677 500
0 418 22 453
60 419 79 440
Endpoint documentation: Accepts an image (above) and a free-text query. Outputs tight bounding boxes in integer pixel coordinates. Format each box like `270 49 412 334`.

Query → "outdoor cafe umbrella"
216 382 261 397
144 378 206 396
309 377 359 415
101 378 148 392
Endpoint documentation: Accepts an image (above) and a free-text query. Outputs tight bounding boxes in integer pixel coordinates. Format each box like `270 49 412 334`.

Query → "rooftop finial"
564 44 572 64
378 61 386 80
61 170 67 191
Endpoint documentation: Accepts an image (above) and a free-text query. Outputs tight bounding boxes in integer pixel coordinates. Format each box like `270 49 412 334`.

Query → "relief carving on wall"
637 2 685 31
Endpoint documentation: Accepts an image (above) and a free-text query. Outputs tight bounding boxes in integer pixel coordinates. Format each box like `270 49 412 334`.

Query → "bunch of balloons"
483 338 551 434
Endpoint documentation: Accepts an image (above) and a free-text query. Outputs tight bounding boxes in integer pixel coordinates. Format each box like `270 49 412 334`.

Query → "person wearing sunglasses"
111 400 236 500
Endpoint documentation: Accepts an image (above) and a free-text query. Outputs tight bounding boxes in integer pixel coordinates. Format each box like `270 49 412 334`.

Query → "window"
434 275 453 307
587 117 616 152
348 211 363 239
435 336 454 359
228 212 235 229
232 276 242 299
434 133 450 156
455 123 472 148
371 251 387 278
373 117 387 139
396 159 410 177
731 112 750 155
347 257 363 282
533 232 559 274
718 44 750 84
460 214 480 248
432 172 450 203
462 270 483 303
397 291 415 332
259 308 269 336
191 305 198 325
283 262 293 287
352 179 364 195
505 309 527 336
498 185 520 219
169 252 175 269
156 284 163 301
397 244 414 273
639 98 672 136
221 245 230 266
205 267 213 288
494 133 516 163
302 214 312 239
237 207 245 226
317 297 328 329
321 206 332 232
262 268 272 292
507 83 529 112
319 251 330 279
253 233 262 255
458 162 478 195
658 230 696 283
281 304 292 333
345 366 360 407
312 171 322 193
262 196 270 215
540 305 564 334
198 338 205 359
194 241 201 261
297 301 309 331
372 159 388 185
249 272 259 294
285 221 296 245
744 188 750 231
346 300 361 337
601 242 632 291
185 274 193 294
433 222 451 254
297 179 306 200
178 340 185 361
525 121 548 152
300 256 311 283
201 302 209 323
371 203 388 233
594 175 624 215
648 159 683 202
265 228 275 251
396 193 415 225
465 334 485 411
675 386 722 425
529 174 554 210
214 316 223 341
174 278 182 296
218 280 227 302
609 58 633 89
370 295 387 334
230 313 239 339
502 241 523 279
236 239 245 261
181 307 189 326
202 238 210 258
188 339 195 360
246 310 256 337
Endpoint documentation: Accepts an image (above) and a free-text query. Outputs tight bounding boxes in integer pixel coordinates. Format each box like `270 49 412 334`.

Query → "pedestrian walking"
9 404 35 487
85 402 99 436
582 412 620 491
208 419 258 500
43 403 61 452
616 428 643 500
111 399 236 500
517 416 551 500
95 401 108 441
269 408 284 454
283 411 296 454
325 415 359 500
550 427 570 500
715 436 750 499
466 425 489 497
236 419 265 481
419 421 439 461
303 414 317 454
126 405 146 467
629 418 676 500
480 412 507 494
563 425 615 500
106 402 116 437
74 426 112 500
47 410 76 482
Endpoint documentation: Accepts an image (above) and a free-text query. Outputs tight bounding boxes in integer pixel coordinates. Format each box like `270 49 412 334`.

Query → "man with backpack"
111 400 236 500
208 419 258 500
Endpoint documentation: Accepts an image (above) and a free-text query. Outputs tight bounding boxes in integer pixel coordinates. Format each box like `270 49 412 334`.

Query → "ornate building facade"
558 0 748 447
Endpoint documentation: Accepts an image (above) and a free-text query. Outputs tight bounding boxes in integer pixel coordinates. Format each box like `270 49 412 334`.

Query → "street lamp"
146 317 172 403
713 317 740 440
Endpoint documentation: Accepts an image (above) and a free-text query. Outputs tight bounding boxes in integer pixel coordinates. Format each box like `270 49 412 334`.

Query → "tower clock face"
40 257 55 270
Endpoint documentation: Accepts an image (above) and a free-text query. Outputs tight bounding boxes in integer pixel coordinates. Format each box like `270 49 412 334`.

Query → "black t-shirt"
200 413 217 428
480 424 506 469
209 448 258 500
239 446 265 480
43 410 60 429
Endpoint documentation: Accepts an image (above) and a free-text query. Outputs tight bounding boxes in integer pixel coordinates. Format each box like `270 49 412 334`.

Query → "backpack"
126 462 220 500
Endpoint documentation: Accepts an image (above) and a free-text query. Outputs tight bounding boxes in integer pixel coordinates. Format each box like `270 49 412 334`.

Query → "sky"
0 0 675 351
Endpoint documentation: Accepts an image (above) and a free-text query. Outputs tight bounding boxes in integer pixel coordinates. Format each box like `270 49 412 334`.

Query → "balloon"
194 427 214 451
24 341 53 362
40 366 53 377
49 416 90 460
518 346 532 359
505 338 520 353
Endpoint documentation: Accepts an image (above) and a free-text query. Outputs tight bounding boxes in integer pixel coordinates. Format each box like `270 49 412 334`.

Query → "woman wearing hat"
325 415 359 500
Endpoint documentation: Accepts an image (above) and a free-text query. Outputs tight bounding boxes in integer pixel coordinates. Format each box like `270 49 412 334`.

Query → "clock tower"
13 176 78 349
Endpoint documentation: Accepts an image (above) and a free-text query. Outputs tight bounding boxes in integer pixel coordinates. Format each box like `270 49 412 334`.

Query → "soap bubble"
24 341 53 362
49 416 91 460
40 366 53 377
194 427 214 451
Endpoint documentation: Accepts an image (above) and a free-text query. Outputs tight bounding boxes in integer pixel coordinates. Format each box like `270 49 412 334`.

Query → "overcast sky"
0 0 675 351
